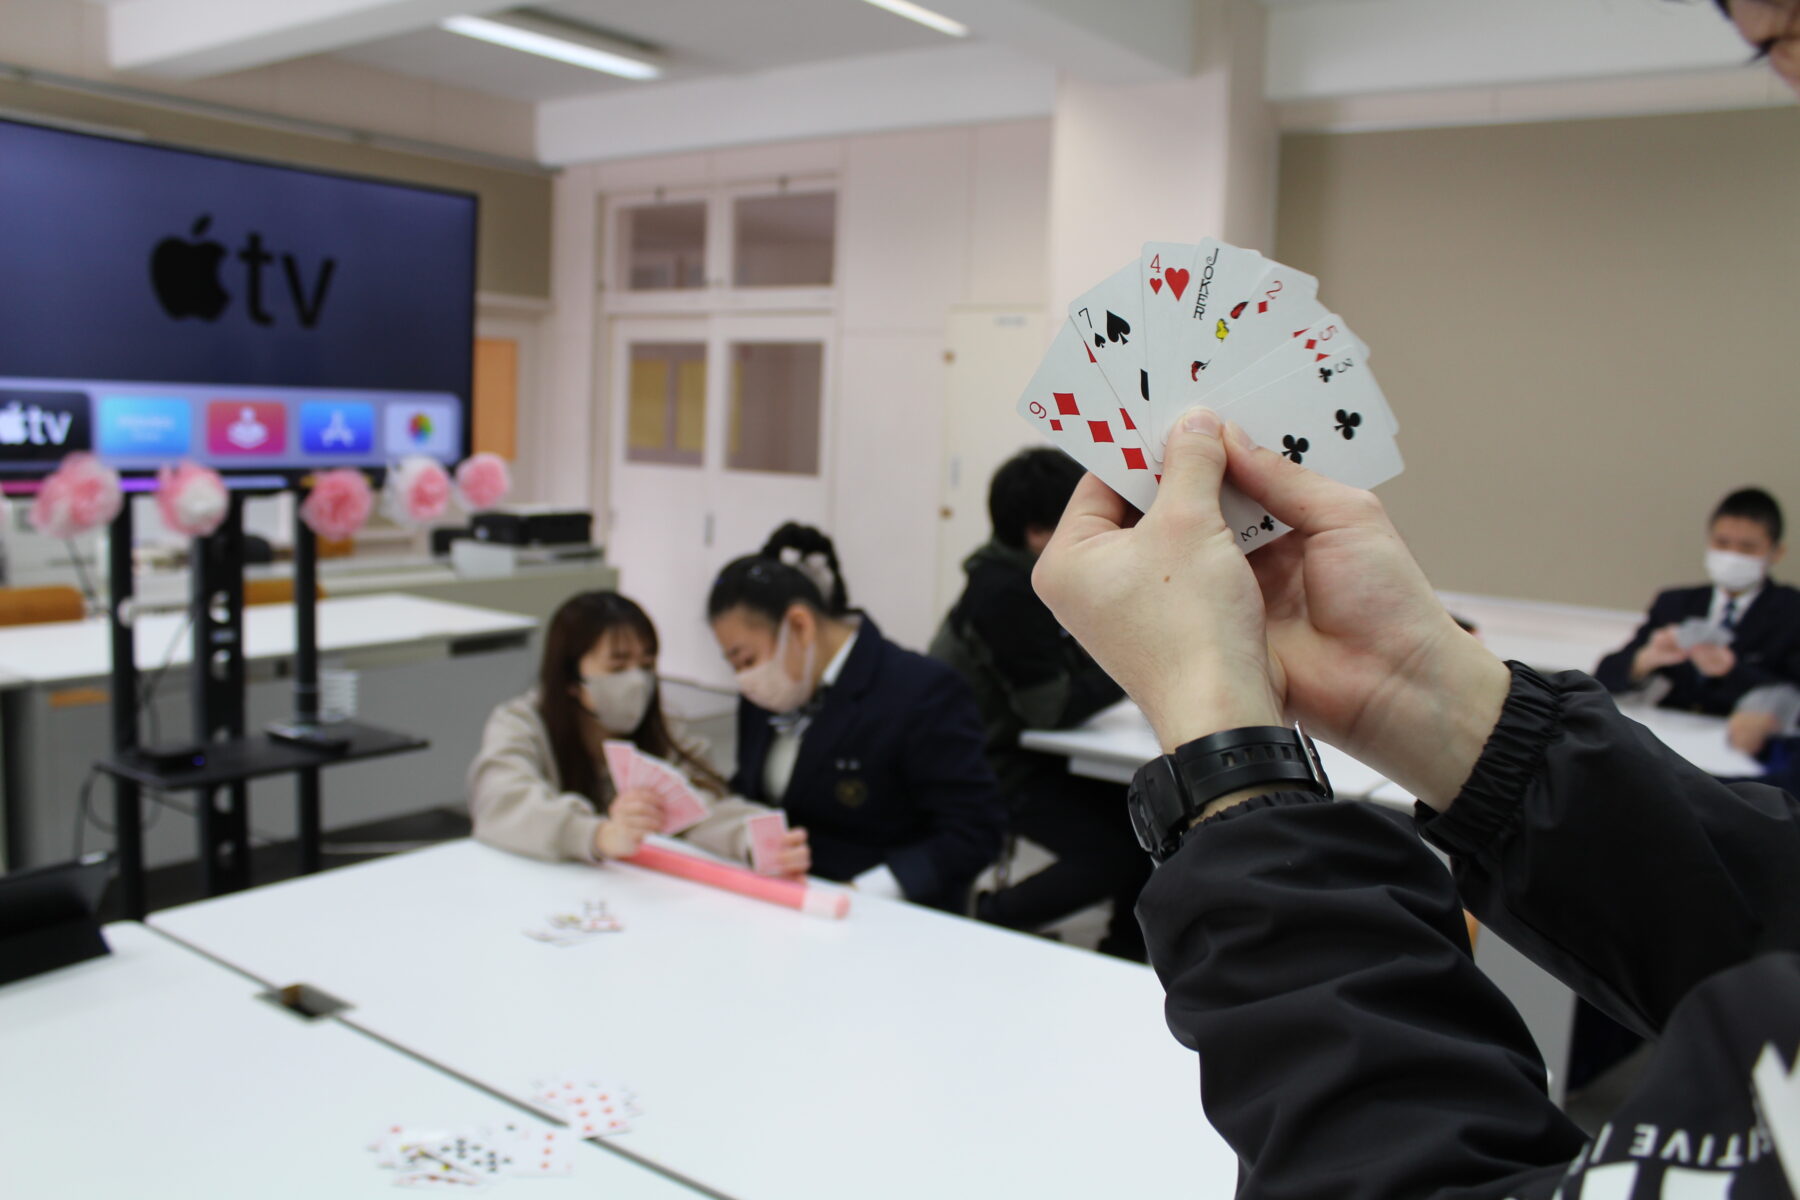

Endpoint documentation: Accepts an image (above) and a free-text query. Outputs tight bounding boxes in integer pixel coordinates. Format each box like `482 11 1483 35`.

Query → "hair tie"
797 551 836 601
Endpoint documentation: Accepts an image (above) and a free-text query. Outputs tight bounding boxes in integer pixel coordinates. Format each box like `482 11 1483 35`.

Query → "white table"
0 594 539 871
0 593 536 685
153 839 1233 1200
0 922 702 1199
1022 699 1413 808
1438 591 1641 677
1022 584 1759 802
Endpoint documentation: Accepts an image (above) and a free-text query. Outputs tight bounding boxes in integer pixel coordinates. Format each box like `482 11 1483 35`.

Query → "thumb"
1152 406 1229 526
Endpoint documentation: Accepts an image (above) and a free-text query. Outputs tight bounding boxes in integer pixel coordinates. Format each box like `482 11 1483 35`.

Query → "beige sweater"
467 692 769 865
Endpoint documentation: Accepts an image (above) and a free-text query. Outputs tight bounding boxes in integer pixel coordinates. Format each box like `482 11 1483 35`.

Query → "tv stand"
94 483 428 919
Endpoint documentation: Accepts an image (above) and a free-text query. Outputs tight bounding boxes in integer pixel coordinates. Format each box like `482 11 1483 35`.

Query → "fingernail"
1224 420 1252 451
1181 406 1221 437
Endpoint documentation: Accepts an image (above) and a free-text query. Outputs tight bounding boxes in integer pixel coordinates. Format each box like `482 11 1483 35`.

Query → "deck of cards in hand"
1018 238 1402 552
602 741 710 834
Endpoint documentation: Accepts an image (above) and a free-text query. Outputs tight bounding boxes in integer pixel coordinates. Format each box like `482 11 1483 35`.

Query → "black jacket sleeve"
1139 796 1586 1200
885 668 1007 903
1416 665 1800 1037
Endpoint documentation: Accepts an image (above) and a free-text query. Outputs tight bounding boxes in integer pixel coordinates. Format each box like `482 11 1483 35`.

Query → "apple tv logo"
150 213 337 329
0 390 92 461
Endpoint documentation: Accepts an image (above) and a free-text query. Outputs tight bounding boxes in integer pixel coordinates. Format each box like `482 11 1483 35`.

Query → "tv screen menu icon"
206 400 287 456
299 401 375 455
384 399 459 460
97 396 193 458
0 389 92 460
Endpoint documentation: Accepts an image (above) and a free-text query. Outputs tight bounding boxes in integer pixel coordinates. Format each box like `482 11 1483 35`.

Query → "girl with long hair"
469 590 810 871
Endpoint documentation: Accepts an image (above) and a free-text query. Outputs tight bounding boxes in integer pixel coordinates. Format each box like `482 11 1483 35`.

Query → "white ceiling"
333 0 955 102
325 0 1753 107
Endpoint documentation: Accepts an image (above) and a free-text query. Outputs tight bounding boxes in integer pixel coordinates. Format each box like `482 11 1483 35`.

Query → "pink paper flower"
154 460 229 538
29 452 122 539
454 453 511 511
300 468 374 541
385 455 452 525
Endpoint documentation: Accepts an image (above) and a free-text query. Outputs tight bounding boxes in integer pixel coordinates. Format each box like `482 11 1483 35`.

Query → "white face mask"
1705 548 1768 595
583 667 655 734
735 620 816 715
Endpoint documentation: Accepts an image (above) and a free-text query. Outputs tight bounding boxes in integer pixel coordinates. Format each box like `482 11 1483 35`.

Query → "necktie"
1722 597 1739 632
768 689 828 738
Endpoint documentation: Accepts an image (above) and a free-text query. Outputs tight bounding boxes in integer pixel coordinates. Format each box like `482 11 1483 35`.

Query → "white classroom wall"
539 118 1052 655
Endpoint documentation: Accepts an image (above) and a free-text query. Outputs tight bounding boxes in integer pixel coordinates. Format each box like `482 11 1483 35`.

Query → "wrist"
1376 638 1512 810
1186 785 1279 828
1143 686 1284 755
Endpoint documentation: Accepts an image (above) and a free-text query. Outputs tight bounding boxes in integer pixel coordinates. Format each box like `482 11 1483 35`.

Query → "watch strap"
1129 724 1333 863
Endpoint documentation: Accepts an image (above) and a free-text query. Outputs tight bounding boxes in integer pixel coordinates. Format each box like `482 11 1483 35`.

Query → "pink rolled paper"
624 843 850 919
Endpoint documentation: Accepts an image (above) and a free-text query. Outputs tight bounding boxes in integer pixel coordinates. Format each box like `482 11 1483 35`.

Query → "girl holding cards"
468 590 810 874
708 526 1005 911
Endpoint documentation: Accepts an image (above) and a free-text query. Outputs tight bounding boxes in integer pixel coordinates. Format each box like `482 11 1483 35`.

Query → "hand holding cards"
1023 239 1403 554
603 740 710 834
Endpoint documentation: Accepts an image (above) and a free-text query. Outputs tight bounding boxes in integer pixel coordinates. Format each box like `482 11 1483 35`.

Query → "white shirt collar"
1710 584 1763 625
821 621 860 688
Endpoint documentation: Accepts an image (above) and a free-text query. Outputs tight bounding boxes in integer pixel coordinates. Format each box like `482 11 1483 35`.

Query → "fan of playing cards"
1018 239 1403 552
603 741 710 835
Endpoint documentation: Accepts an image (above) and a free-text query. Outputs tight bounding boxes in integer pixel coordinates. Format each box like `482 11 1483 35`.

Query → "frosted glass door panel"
626 342 706 467
726 342 822 476
732 193 835 288
620 202 707 291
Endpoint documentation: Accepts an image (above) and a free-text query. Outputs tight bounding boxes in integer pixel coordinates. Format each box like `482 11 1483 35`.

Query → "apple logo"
150 214 230 321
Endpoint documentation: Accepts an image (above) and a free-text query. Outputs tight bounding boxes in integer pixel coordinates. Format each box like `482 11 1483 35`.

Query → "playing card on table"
531 1077 640 1137
496 1124 578 1177
394 1168 484 1189
371 1125 454 1169
1068 261 1153 455
424 1131 517 1182
524 899 623 945
746 810 790 875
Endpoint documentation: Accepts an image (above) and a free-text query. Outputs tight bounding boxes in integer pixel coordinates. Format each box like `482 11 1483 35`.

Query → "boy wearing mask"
1595 487 1800 714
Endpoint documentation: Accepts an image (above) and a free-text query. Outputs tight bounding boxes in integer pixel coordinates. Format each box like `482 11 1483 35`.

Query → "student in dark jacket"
931 448 1149 960
708 526 1004 911
1033 408 1800 1200
1594 487 1800 714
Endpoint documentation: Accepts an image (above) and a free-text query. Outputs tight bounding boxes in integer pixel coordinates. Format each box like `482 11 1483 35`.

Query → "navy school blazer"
730 616 1006 910
1593 581 1800 714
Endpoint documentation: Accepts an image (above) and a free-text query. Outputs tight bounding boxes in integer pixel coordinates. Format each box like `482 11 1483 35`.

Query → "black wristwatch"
1127 724 1333 863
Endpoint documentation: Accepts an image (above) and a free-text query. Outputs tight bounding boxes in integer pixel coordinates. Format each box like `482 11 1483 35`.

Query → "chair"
243 579 326 607
0 585 85 626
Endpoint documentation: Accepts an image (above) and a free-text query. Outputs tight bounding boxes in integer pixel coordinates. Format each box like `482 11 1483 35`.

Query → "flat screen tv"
0 117 476 479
